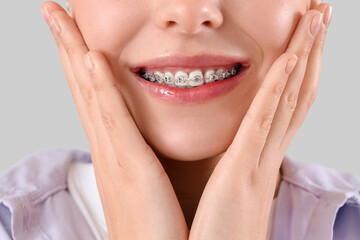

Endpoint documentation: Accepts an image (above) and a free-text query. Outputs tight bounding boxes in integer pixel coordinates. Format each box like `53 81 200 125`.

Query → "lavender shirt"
1 149 360 240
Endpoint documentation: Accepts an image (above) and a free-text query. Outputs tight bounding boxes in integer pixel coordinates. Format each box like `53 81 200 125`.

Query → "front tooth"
189 70 204 87
164 72 175 86
204 70 218 83
216 69 225 81
175 71 188 88
154 71 164 83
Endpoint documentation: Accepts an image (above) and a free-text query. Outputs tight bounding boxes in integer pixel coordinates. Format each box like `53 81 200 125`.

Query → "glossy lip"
130 54 250 72
130 54 251 104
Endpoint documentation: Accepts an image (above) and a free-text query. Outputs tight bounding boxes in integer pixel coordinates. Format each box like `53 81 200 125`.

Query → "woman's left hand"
189 3 332 240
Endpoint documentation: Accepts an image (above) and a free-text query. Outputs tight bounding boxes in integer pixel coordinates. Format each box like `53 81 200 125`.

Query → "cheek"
73 0 146 59
235 0 307 62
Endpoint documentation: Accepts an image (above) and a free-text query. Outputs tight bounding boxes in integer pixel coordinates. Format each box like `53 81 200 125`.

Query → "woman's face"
71 0 311 161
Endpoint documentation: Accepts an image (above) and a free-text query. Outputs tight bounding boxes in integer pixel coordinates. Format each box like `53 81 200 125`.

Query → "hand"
189 4 332 240
40 2 189 240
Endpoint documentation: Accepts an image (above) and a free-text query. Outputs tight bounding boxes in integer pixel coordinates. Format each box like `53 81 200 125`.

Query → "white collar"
67 161 109 240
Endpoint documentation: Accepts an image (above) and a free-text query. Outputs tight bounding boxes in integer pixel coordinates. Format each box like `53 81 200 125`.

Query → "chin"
152 141 228 162
144 126 235 162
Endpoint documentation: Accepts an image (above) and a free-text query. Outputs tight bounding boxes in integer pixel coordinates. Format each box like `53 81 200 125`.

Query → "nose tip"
154 1 223 34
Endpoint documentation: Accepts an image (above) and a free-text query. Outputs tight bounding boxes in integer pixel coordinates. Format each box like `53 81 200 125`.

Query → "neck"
157 152 282 229
158 153 222 229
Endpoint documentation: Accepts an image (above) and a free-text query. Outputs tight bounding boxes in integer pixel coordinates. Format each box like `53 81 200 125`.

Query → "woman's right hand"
41 2 189 240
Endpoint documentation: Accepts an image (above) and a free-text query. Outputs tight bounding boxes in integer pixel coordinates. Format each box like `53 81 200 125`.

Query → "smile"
130 55 250 104
137 64 243 89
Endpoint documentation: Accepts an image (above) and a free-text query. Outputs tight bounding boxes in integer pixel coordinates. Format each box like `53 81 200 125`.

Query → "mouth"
137 63 245 88
130 55 250 104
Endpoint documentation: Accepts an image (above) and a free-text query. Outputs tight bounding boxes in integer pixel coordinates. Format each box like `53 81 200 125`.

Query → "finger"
42 3 161 177
281 4 332 151
41 2 98 149
42 2 154 174
47 6 89 62
41 3 78 96
224 53 298 169
258 10 325 169
43 2 93 106
59 43 101 150
85 52 161 173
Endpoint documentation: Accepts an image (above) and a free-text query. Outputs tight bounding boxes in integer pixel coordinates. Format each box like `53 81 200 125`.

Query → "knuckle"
299 34 316 57
245 111 257 122
286 92 298 111
273 81 285 98
301 40 313 56
307 90 317 108
102 113 116 130
259 114 273 133
80 87 93 103
93 81 105 92
65 45 76 57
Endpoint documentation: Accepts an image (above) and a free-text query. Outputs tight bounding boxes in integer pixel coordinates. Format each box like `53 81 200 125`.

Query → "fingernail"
85 53 95 71
285 56 298 75
44 6 50 18
310 13 323 36
41 6 50 25
323 5 333 27
49 15 61 33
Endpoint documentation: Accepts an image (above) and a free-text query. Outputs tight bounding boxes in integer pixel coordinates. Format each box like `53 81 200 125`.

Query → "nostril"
154 3 223 33
167 21 177 27
203 21 211 26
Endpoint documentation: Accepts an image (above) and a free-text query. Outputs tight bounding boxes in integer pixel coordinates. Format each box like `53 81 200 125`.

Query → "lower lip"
132 68 250 104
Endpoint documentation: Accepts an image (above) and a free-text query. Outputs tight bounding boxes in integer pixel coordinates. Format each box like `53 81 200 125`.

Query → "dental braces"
140 67 240 85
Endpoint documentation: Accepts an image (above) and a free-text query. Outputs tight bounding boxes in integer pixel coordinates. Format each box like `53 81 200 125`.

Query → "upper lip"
130 54 250 72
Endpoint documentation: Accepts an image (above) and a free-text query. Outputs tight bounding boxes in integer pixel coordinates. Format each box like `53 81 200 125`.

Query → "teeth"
175 71 188 88
189 70 204 87
154 71 164 83
164 72 176 86
140 65 242 88
216 69 225 81
204 70 218 84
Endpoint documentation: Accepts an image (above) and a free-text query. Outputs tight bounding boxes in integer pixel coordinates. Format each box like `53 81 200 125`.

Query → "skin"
41 0 332 239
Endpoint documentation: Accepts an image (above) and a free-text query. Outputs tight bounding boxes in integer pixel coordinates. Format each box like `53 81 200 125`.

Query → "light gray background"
0 1 359 174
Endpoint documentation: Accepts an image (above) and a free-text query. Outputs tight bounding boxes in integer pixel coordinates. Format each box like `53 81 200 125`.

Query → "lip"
130 54 250 72
130 54 250 104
